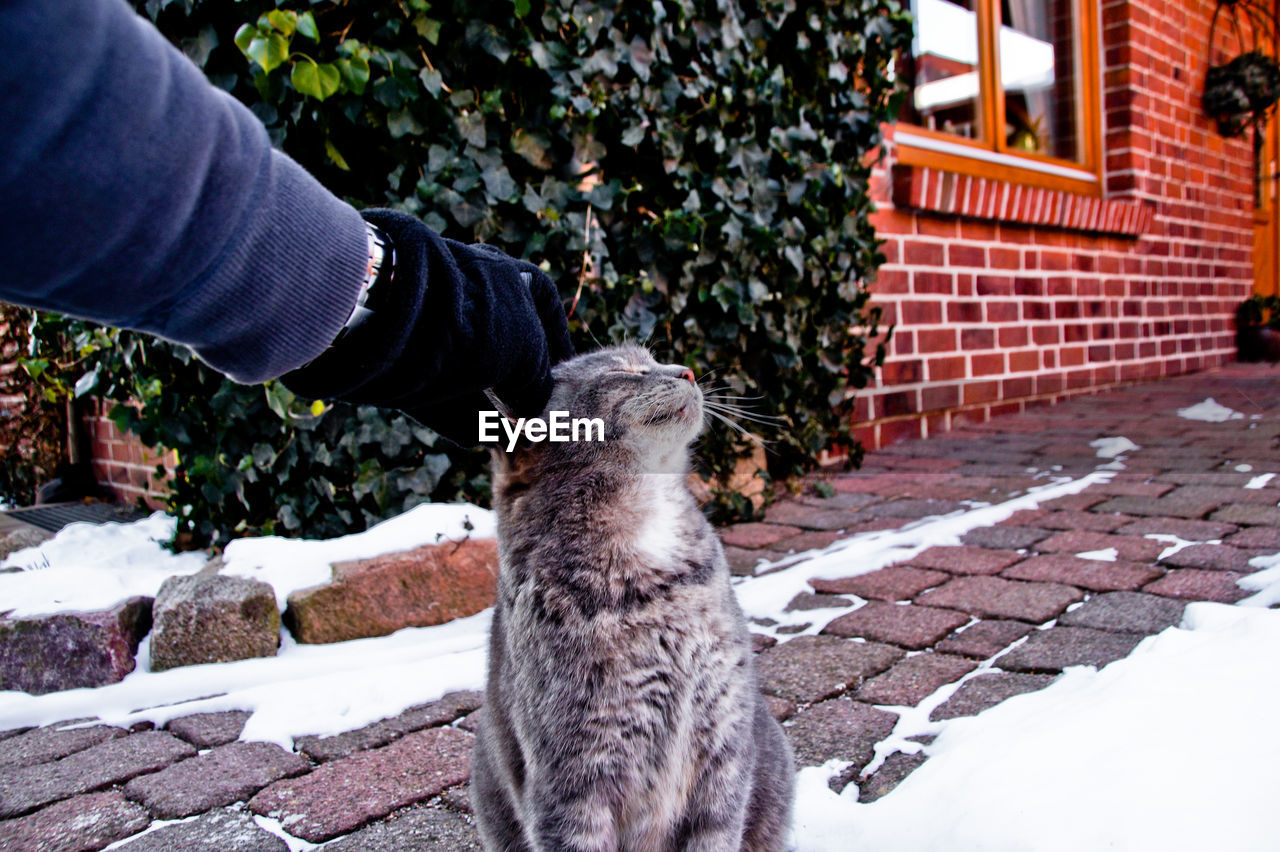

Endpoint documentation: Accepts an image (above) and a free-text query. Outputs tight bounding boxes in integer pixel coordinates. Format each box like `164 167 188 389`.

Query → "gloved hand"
282 208 574 444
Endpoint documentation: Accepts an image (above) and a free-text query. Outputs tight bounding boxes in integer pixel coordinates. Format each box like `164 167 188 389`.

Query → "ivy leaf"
419 67 444 97
265 10 296 36
324 138 351 171
511 129 551 168
295 11 319 41
337 55 371 94
414 16 443 44
481 164 517 201
73 365 100 398
241 31 290 73
291 61 341 100
455 111 487 147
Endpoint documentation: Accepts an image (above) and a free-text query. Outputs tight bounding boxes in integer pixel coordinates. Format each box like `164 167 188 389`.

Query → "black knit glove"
282 209 574 445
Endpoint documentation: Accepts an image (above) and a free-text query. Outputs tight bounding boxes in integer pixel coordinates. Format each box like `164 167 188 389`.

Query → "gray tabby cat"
472 344 795 851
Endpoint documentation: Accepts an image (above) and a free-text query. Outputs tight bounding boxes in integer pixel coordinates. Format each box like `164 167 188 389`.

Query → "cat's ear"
491 444 538 503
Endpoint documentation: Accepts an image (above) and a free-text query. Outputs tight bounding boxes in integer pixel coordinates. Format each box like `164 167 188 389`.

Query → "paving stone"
1095 479 1176 498
166 711 251 749
719 523 802 549
810 566 950 601
763 501 861 531
915 576 1084 624
756 636 903 704
822 602 970 651
935 620 1035 659
960 525 1053 550
784 592 853 612
1036 510 1133 532
929 672 1057 721
1094 495 1223 520
438 784 473 813
1144 569 1250 603
295 691 483 763
123 740 310 819
319 805 482 851
903 545 1024 576
850 498 970 521
150 574 280 671
1001 554 1162 592
113 807 288 852
0 731 196 818
795 491 883 511
285 538 499 644
1160 485 1280 506
0 790 150 852
1032 530 1167 563
1058 592 1187 634
1160 543 1262 571
856 653 978 706
751 632 777 654
996 626 1144 674
1036 493 1109 511
782 698 898 769
777 530 846 552
0 596 152 694
723 545 787 576
1114 517 1240 541
765 695 798 722
1226 526 1280 550
857 751 929 802
1210 504 1280 526
0 722 127 770
249 727 473 843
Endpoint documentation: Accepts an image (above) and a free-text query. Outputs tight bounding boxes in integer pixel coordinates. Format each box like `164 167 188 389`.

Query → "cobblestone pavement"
1 363 1277 850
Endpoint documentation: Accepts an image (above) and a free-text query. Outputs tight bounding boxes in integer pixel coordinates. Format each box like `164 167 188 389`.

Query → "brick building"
853 0 1278 450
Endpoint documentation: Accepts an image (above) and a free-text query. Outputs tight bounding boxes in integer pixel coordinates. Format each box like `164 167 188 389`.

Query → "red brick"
916 575 1084 623
1002 554 1162 593
823 602 970 651
811 566 951 601
904 545 1024 576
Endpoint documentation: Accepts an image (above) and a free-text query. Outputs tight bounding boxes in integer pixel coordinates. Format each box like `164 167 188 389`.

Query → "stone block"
1114 517 1239 541
0 790 149 852
784 592 853 612
320 805 482 851
1210 505 1280 526
756 636 903 704
285 538 498 644
823 602 970 651
1036 510 1132 532
0 731 195 818
123 741 310 819
1001 554 1161 592
960 525 1052 550
1159 543 1260 571
113 807 288 852
858 751 929 802
718 523 802 549
811 566 950 601
150 574 279 671
916 575 1083 624
856 653 977 706
166 710 251 748
935 620 1033 659
904 545 1024 575
0 722 127 770
1057 592 1186 635
929 672 1056 721
996 626 1144 673
295 690 483 763
0 596 151 694
1033 530 1166 563
782 698 898 770
1144 569 1250 603
249 727 473 843
763 501 862 531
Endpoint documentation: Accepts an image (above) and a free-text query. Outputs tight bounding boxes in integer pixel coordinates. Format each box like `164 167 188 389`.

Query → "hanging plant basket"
1204 50 1280 136
1203 0 1280 137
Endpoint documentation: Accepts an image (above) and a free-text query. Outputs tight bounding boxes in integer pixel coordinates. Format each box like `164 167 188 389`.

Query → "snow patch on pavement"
1177 397 1244 422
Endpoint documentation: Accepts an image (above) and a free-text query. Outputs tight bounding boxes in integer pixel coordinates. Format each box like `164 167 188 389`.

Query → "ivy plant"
18 0 911 546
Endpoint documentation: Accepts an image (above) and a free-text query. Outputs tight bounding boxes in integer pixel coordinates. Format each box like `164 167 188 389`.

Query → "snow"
1244 472 1275 490
1088 436 1139 458
5 470 1280 851
1177 397 1244 422
793 602 1280 852
1075 547 1118 561
0 514 207 617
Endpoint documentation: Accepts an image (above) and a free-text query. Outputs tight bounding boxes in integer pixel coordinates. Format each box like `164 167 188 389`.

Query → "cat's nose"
678 367 696 385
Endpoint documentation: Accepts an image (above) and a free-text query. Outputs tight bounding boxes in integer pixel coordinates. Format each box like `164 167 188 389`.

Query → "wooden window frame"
895 0 1103 197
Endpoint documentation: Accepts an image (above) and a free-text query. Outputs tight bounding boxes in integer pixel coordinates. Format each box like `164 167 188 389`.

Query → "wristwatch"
332 221 396 346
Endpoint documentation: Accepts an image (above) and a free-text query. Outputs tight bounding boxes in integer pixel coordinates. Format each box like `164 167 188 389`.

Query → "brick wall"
87 401 171 508
857 0 1255 451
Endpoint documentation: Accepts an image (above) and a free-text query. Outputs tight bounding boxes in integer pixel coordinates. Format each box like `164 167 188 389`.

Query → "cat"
471 344 795 852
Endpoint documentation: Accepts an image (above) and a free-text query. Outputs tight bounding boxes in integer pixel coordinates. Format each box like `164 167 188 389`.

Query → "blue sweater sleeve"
0 0 368 383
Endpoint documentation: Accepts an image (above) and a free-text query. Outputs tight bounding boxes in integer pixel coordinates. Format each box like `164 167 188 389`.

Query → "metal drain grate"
1 502 147 534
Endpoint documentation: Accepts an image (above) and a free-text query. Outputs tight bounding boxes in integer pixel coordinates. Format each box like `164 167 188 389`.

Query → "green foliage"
23 0 911 545
0 307 67 506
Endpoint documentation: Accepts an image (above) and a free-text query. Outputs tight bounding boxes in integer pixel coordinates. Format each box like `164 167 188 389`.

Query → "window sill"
891 130 1153 237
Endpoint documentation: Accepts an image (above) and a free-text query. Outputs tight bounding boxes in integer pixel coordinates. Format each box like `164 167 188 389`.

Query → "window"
896 0 1101 194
